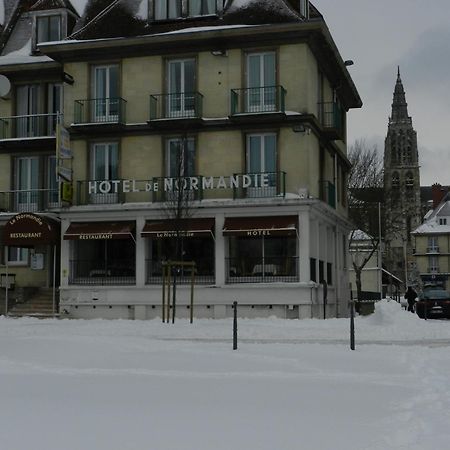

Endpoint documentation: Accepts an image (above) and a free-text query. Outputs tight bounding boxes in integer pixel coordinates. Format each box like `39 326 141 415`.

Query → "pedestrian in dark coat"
405 286 417 313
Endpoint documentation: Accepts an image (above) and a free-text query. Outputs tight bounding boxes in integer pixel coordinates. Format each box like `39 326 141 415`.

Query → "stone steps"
9 289 59 317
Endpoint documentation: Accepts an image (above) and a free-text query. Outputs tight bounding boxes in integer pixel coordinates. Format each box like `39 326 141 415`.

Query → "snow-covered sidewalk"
1 300 449 450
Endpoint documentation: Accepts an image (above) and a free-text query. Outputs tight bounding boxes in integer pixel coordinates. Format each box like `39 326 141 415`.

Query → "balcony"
230 86 286 115
226 256 299 283
0 189 59 213
149 92 203 121
319 180 336 208
318 101 344 139
427 247 440 253
232 172 286 199
74 98 127 125
428 267 440 274
0 113 58 140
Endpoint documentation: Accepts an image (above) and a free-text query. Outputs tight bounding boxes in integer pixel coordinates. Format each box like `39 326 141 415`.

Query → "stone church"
383 68 422 285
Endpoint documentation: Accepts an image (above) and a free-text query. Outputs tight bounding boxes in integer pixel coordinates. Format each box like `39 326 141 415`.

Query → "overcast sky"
316 0 450 186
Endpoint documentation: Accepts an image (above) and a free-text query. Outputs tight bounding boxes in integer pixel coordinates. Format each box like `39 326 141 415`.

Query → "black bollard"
350 298 355 351
233 301 238 350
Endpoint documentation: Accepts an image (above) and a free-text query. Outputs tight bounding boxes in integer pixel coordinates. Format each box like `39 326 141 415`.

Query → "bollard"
350 299 355 351
233 301 238 350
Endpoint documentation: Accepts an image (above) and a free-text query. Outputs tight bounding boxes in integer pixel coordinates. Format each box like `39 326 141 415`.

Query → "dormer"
30 1 79 53
299 0 309 19
151 0 225 21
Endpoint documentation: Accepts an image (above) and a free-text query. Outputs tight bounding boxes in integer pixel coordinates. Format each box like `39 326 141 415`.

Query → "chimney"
432 183 446 209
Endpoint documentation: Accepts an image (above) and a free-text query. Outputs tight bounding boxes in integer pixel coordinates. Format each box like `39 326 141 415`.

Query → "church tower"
384 68 422 285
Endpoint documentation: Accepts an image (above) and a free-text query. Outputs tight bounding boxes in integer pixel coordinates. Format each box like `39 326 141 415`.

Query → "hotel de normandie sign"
87 173 273 195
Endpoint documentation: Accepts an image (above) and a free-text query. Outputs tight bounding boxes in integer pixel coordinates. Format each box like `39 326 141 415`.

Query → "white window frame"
92 65 120 122
246 52 277 112
7 247 29 266
15 156 39 212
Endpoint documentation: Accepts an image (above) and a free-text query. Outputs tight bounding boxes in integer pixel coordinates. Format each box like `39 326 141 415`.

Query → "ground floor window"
7 247 29 265
227 236 298 283
69 239 135 285
147 237 215 284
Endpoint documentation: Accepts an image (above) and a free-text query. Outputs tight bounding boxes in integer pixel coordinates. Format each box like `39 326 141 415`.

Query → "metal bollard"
233 301 238 350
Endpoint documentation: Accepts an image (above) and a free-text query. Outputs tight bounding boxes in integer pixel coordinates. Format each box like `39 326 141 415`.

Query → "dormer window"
155 0 182 20
36 15 62 44
439 218 447 226
189 0 217 16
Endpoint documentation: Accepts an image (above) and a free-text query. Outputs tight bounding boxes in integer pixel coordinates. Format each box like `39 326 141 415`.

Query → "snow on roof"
134 0 147 21
68 0 89 16
226 0 300 19
0 38 52 65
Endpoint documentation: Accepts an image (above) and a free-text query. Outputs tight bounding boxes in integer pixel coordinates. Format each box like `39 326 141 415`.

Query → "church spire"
390 67 410 123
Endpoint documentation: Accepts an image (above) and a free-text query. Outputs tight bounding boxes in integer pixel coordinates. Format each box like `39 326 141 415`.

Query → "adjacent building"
0 0 361 319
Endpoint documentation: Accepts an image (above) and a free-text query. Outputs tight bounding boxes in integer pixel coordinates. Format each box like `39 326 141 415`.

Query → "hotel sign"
87 173 272 195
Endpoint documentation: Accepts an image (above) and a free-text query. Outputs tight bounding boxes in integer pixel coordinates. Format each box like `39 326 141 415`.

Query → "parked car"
416 288 450 319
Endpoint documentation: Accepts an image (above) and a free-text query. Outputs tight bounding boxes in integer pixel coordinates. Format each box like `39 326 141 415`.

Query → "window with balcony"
246 52 276 112
246 133 277 197
15 156 39 212
36 15 62 44
428 256 439 273
93 65 120 122
15 85 39 137
167 58 196 118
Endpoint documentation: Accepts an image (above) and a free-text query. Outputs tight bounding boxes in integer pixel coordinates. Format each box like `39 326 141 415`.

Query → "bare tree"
348 139 384 303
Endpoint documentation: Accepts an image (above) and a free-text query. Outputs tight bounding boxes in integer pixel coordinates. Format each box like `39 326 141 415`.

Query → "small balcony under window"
318 101 345 139
230 86 286 115
74 98 127 125
149 92 203 121
0 113 58 139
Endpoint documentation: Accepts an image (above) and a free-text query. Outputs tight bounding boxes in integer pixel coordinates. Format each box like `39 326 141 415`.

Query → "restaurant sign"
3 213 59 246
88 173 272 195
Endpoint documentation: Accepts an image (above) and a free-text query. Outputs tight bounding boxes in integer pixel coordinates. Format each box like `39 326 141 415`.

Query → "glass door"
47 83 63 135
246 52 276 112
167 59 196 117
90 143 119 204
93 65 119 122
48 156 59 207
15 156 39 211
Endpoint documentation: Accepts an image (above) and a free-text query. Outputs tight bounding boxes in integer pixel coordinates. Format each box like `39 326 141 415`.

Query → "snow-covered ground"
1 300 449 450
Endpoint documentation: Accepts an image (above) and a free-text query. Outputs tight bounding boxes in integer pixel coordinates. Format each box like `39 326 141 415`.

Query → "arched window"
392 172 400 189
405 172 414 189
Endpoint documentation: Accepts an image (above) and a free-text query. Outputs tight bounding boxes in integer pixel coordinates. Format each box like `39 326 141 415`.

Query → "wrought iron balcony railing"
427 247 440 253
69 259 136 286
318 101 344 136
231 86 286 115
226 256 299 283
149 92 203 120
319 180 336 208
232 171 286 199
0 113 58 139
0 189 59 213
74 98 127 124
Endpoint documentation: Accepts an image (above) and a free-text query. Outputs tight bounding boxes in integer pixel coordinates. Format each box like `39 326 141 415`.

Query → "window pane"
248 136 261 173
189 0 201 15
37 17 48 43
93 145 105 180
155 0 167 19
184 59 195 93
109 66 119 99
263 53 276 86
168 139 181 177
108 144 119 179
185 139 196 176
168 0 181 18
205 0 216 14
49 16 61 41
264 135 276 172
247 55 261 88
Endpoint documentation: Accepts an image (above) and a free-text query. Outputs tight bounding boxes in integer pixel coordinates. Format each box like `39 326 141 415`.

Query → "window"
167 58 196 117
166 138 196 178
93 65 119 122
392 172 400 189
48 156 58 206
189 0 216 16
228 236 297 282
246 133 277 196
246 52 276 112
405 172 414 189
7 247 29 266
15 156 39 212
36 15 61 44
310 257 317 282
299 0 309 18
439 218 447 226
91 143 119 181
428 236 438 252
428 256 439 273
155 0 182 20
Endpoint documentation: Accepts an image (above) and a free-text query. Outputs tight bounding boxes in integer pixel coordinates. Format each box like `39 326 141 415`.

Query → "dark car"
416 288 450 319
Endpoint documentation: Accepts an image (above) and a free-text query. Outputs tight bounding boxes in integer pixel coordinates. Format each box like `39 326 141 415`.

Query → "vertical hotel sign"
56 118 73 204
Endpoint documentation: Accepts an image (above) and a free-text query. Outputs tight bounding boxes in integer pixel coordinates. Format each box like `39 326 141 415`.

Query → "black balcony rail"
69 259 136 286
226 256 299 283
230 86 286 115
318 101 344 134
428 267 440 274
0 189 59 213
151 176 204 203
74 98 127 124
146 259 215 285
232 171 286 199
319 180 336 208
427 247 440 253
76 179 155 205
0 113 58 139
149 92 203 120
